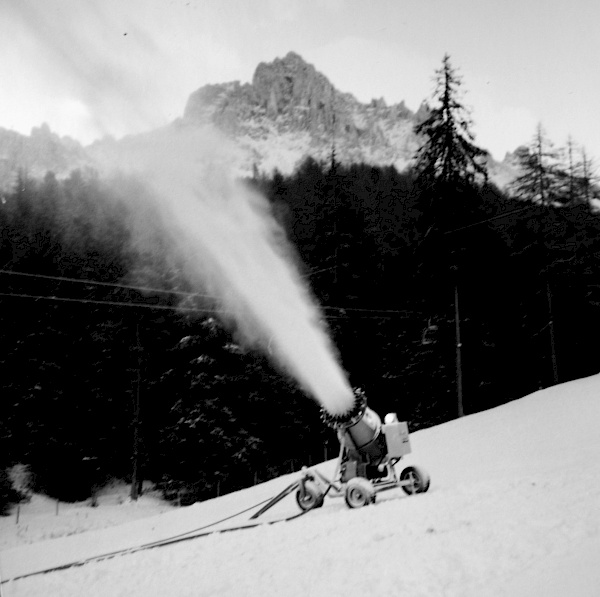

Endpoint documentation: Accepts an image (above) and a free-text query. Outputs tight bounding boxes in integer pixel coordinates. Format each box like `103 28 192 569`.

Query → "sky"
1 0 599 161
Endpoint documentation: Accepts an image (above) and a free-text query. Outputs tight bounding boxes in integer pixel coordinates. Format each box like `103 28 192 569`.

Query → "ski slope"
2 374 600 597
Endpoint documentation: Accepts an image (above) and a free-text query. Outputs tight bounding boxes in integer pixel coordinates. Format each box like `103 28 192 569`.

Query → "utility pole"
454 282 464 417
130 323 142 501
330 108 338 286
546 280 559 385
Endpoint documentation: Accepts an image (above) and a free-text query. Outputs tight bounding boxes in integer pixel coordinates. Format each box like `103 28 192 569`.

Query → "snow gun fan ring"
320 389 367 429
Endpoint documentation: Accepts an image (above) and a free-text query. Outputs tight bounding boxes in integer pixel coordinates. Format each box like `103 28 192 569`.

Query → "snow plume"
116 126 354 415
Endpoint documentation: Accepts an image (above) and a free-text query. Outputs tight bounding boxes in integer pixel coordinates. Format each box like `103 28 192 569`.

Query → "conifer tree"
563 140 599 206
412 55 489 420
413 54 488 193
565 137 579 205
509 124 565 205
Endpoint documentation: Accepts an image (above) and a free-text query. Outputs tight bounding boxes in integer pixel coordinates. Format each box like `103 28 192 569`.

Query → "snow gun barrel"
320 391 386 461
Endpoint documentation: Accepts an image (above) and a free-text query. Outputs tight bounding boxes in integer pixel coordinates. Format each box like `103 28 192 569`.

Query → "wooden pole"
546 280 559 384
454 283 464 417
130 324 142 501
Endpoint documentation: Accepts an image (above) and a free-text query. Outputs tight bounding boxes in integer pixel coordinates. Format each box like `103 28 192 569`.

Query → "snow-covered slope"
2 374 600 596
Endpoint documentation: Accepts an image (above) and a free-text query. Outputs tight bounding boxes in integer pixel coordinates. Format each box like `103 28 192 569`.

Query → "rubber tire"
400 466 431 495
344 477 376 508
295 481 324 511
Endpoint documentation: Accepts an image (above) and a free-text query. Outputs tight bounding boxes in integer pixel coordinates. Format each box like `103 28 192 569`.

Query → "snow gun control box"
382 420 411 458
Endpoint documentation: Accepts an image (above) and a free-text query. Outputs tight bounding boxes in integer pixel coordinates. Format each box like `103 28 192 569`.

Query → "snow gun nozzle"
320 388 367 429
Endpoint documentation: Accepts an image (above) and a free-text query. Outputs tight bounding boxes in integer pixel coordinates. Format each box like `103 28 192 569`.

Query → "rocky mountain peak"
182 52 421 174
251 52 337 126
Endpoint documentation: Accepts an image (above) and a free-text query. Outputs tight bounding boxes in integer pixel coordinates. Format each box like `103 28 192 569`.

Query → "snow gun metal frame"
251 390 430 518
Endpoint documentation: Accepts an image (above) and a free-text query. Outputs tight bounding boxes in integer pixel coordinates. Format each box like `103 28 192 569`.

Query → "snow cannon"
296 390 431 510
249 390 431 520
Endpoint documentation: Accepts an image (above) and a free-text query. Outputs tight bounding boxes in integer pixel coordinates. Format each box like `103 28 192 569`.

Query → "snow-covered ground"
0 482 174 552
2 374 600 596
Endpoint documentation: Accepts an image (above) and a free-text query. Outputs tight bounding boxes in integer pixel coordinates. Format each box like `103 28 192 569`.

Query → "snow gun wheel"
344 478 376 508
295 481 324 511
400 466 431 495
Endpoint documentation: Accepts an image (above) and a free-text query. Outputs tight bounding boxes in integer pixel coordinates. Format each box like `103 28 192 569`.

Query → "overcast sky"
1 0 598 161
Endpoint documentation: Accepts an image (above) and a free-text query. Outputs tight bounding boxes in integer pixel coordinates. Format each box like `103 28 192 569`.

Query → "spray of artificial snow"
10 0 354 415
118 126 354 415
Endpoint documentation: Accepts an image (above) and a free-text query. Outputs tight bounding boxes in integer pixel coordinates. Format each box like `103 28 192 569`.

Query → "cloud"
1 0 189 141
317 0 346 12
468 86 538 159
305 36 435 109
265 0 303 22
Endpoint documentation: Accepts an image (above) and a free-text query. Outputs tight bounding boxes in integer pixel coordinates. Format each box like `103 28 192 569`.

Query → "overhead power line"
0 269 421 318
445 197 600 236
0 290 417 319
444 204 541 235
0 291 223 314
0 268 213 301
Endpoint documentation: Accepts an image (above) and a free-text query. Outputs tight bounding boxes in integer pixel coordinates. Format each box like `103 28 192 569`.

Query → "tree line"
1 55 600 511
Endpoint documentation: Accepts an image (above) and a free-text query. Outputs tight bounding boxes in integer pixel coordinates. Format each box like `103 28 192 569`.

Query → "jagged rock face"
0 124 92 191
251 52 337 130
182 52 422 175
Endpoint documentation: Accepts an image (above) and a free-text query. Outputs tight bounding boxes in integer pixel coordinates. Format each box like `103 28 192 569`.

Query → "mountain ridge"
0 51 517 189
180 51 426 175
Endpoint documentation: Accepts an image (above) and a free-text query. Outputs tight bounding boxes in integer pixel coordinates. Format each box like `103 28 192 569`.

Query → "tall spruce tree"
412 54 488 420
413 54 488 195
508 125 566 387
